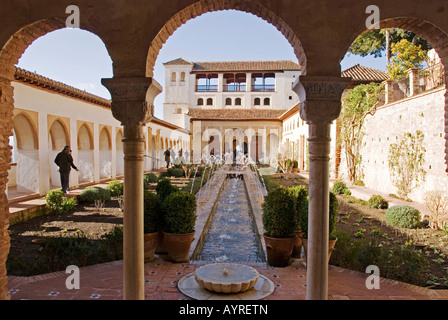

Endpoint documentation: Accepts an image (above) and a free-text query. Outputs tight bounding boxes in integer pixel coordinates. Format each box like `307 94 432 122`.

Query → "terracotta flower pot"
163 231 195 263
144 232 158 262
155 228 167 254
264 235 296 267
301 237 338 263
291 230 303 258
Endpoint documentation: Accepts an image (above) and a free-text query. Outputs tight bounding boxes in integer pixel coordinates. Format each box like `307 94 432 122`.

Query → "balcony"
196 85 218 92
223 83 247 92
251 84 275 92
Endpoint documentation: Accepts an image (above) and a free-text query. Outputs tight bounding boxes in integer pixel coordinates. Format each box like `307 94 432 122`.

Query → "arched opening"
99 127 112 179
78 123 94 183
115 129 124 176
48 119 69 189
9 113 39 196
338 18 448 203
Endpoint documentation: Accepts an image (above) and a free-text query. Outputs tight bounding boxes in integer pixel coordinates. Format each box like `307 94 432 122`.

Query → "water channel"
192 173 265 264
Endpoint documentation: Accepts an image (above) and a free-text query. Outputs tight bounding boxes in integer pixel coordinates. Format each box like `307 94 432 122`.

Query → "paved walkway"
5 172 448 301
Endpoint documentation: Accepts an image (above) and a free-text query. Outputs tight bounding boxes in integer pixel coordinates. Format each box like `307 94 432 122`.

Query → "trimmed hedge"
368 195 389 209
162 191 197 234
143 190 160 233
262 186 296 238
78 187 111 203
385 205 421 229
106 180 123 197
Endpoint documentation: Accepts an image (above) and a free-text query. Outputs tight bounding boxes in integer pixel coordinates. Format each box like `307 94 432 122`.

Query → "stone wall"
340 87 447 203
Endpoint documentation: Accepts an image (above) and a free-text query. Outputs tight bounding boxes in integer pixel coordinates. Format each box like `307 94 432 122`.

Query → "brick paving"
7 255 448 300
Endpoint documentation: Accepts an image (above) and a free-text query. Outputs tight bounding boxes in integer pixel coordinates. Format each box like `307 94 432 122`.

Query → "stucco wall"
341 87 447 203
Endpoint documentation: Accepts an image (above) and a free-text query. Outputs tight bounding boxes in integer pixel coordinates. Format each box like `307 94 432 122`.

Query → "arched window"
254 98 261 106
171 72 176 82
264 98 270 106
235 98 242 106
225 98 232 106
197 98 204 106
180 72 186 82
206 98 213 106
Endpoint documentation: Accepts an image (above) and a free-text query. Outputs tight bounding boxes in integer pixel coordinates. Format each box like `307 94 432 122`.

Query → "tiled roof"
164 58 301 72
163 58 194 66
192 60 301 72
188 108 285 120
14 67 112 108
342 64 389 84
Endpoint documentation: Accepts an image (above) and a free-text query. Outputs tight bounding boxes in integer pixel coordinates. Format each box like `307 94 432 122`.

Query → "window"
196 74 218 92
175 108 182 114
225 98 232 106
180 72 186 82
197 98 204 106
264 98 270 106
254 98 261 106
206 98 213 106
171 72 176 82
235 98 242 106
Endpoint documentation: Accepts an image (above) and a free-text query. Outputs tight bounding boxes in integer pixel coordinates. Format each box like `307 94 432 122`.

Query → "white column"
38 112 50 195
93 122 100 182
111 126 117 179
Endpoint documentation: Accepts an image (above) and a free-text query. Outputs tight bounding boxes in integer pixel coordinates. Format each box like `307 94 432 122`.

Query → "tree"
387 39 427 79
339 83 384 183
388 130 427 198
348 28 430 64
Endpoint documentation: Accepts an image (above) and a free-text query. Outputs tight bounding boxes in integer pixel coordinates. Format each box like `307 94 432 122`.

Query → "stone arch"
99 126 112 179
78 124 94 150
116 129 124 176
146 0 307 77
99 127 112 151
49 119 69 151
13 113 38 151
341 17 448 172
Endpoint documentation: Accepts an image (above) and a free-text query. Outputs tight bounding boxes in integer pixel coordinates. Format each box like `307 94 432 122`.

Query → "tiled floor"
7 255 448 300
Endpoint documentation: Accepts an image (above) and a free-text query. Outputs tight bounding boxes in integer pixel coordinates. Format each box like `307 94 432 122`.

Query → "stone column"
294 76 351 300
102 77 159 300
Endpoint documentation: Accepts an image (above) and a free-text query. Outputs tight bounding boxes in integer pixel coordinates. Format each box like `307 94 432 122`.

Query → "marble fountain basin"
194 263 259 294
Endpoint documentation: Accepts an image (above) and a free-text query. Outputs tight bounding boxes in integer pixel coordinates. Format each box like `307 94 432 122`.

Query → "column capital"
102 77 162 126
295 76 352 123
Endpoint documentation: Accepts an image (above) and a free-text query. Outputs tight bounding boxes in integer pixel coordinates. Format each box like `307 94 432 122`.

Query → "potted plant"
288 185 308 258
143 190 160 262
292 160 299 173
155 178 179 253
262 186 297 267
161 190 197 263
300 192 339 263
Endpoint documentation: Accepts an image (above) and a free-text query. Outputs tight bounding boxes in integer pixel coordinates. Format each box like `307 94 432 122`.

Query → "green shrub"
292 160 299 169
45 190 76 213
162 191 197 234
368 195 389 209
332 181 349 195
262 186 296 238
144 172 159 184
106 180 123 197
78 187 111 203
300 192 338 240
156 178 179 202
385 205 421 228
288 186 308 230
99 226 123 260
168 167 185 178
45 190 65 212
144 191 160 233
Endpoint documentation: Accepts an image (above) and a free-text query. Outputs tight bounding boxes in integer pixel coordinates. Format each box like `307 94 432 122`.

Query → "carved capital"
297 76 352 123
102 77 161 126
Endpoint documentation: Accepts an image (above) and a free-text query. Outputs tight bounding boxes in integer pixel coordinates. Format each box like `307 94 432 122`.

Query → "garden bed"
7 199 124 276
264 174 448 289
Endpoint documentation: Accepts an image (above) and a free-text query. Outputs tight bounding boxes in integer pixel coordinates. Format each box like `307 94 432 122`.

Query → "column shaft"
122 124 145 300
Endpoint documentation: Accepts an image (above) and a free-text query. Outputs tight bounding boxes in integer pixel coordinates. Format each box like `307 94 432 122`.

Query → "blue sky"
17 11 388 120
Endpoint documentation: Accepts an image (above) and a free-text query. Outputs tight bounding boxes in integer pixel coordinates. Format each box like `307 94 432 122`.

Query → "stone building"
9 67 190 200
163 58 301 164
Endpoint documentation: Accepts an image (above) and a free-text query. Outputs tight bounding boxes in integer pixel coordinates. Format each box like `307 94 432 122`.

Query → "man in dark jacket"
54 145 79 194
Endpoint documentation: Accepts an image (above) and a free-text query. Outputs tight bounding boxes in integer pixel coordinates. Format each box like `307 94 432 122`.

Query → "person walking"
164 148 171 168
54 145 79 194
